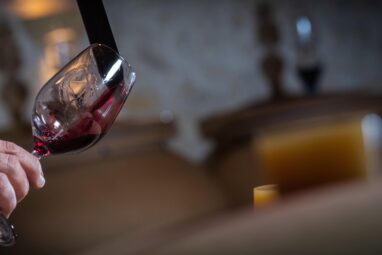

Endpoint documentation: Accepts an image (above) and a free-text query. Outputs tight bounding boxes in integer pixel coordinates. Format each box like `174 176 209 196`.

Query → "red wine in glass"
32 78 130 157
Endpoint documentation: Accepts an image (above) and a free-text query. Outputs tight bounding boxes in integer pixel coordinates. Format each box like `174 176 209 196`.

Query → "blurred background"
1 0 382 254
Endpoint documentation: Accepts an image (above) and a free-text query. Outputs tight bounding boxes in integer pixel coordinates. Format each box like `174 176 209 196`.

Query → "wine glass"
0 43 136 246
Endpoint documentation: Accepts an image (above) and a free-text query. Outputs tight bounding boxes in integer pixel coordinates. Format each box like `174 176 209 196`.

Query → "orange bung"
253 185 279 208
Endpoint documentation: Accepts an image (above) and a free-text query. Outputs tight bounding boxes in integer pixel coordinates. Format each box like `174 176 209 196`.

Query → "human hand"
0 140 44 218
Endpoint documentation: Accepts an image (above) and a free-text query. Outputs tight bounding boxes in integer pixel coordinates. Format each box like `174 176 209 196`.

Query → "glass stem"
0 212 16 246
31 149 46 161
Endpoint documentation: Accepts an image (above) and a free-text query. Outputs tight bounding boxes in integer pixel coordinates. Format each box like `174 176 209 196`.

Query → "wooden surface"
211 142 265 206
152 180 382 255
74 179 382 255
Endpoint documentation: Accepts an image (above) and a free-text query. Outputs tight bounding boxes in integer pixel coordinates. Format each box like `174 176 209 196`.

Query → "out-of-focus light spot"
6 0 72 20
296 16 312 42
362 113 382 177
362 113 382 144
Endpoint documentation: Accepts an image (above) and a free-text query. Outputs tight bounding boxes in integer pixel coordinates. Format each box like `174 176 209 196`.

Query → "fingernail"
38 173 45 188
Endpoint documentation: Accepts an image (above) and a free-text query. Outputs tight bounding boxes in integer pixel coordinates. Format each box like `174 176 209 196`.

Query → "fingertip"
36 172 45 189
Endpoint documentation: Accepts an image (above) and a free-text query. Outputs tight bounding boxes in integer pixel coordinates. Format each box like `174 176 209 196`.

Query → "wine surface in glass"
32 82 128 157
